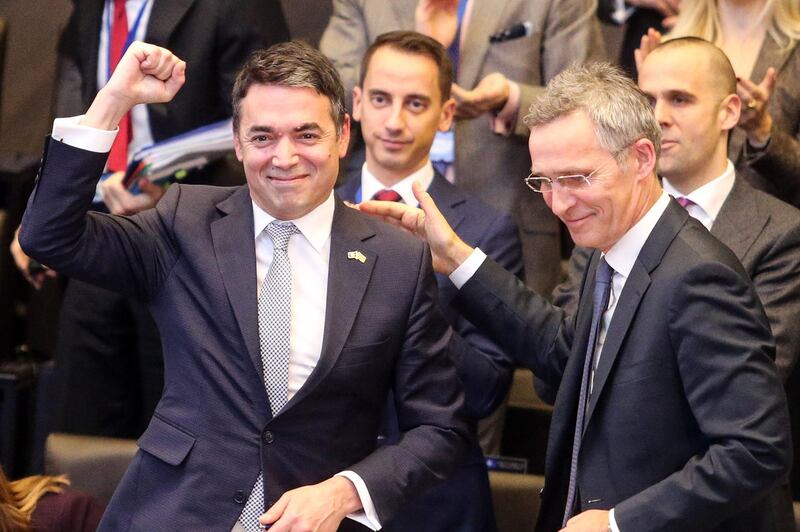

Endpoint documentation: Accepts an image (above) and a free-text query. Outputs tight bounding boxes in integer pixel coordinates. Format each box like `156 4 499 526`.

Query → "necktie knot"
676 196 695 209
266 221 298 252
371 189 403 202
595 257 614 285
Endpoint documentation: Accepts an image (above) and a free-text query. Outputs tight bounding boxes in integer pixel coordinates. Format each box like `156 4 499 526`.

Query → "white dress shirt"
662 160 736 230
360 161 434 206
97 0 156 159
450 190 672 532
51 116 380 530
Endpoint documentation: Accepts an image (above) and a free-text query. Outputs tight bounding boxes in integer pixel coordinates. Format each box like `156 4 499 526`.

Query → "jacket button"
263 430 274 444
233 490 245 504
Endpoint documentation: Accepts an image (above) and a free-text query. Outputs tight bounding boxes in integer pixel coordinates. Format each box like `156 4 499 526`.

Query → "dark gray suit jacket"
555 177 800 382
457 199 792 531
731 35 800 207
20 138 470 531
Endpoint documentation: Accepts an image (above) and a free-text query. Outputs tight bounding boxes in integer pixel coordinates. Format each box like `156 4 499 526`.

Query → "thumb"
412 181 444 221
261 493 289 525
165 60 187 100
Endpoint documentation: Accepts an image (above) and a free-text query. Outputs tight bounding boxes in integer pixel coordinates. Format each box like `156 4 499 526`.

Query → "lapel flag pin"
347 250 367 263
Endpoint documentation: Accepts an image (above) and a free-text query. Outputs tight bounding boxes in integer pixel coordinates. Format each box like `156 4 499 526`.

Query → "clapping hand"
737 68 777 146
415 0 459 48
634 28 663 74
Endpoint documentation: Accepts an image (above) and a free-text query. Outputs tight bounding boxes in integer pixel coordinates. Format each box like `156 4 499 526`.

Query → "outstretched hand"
634 28 662 74
358 181 474 275
82 42 186 131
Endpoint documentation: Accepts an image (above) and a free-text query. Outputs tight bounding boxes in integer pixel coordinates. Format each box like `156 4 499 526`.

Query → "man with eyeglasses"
360 60 792 531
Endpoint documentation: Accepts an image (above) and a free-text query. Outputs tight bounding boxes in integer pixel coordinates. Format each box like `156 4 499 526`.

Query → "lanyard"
105 0 150 82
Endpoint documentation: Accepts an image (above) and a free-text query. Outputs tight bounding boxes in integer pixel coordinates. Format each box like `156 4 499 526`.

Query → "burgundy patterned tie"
371 189 403 202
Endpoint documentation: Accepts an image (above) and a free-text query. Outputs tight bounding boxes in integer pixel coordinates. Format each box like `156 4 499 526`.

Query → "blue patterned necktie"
239 221 299 532
562 258 614 526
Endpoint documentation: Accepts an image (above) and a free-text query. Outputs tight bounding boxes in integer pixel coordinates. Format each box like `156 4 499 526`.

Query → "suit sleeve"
453 257 575 390
614 260 791 531
750 220 800 382
447 212 523 418
319 0 368 112
512 0 606 136
745 127 800 207
19 139 181 302
348 243 470 523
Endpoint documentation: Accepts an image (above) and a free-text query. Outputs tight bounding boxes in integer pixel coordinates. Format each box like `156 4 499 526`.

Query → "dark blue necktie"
563 258 614 525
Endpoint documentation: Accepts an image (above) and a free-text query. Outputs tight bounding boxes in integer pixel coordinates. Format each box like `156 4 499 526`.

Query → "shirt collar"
252 192 335 254
604 190 671 278
360 161 435 207
661 160 735 228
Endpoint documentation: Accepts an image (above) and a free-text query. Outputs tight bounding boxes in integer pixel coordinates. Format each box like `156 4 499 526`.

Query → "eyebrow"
368 89 432 104
531 167 595 177
245 123 325 135
663 89 697 102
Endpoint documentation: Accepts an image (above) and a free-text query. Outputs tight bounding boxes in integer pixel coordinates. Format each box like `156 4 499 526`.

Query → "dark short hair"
232 41 347 135
359 31 453 102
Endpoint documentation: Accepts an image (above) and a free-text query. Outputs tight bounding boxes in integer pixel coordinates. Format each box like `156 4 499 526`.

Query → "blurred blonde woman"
0 467 101 532
637 0 800 207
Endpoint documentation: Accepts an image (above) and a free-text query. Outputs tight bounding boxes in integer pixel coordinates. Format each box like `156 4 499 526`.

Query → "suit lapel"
282 201 377 409
144 0 197 47
459 1 513 88
427 173 466 230
583 201 688 428
711 177 767 261
77 0 105 99
210 187 268 408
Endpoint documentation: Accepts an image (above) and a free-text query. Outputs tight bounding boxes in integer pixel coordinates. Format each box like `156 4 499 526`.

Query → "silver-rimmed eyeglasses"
524 167 600 193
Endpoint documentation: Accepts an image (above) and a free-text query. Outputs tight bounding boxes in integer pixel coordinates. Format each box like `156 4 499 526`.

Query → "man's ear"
352 87 363 122
719 93 741 132
338 114 351 158
233 128 243 162
631 137 657 182
439 97 456 132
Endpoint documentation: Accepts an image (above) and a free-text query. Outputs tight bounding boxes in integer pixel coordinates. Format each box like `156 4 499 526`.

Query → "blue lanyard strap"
105 0 150 82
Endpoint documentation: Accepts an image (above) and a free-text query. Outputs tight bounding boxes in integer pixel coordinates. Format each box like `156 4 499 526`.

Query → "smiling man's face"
353 45 454 185
233 83 350 220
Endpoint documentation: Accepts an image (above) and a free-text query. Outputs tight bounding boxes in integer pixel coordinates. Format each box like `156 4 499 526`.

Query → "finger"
662 15 677 29
261 493 290 525
762 67 777 96
359 199 414 221
412 181 446 222
165 60 187 99
138 179 166 203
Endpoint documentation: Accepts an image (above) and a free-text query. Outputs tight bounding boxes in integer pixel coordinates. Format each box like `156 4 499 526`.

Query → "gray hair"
524 62 661 166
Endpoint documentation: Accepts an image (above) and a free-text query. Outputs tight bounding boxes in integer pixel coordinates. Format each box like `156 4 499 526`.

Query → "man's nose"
385 103 406 131
271 136 299 168
546 182 576 218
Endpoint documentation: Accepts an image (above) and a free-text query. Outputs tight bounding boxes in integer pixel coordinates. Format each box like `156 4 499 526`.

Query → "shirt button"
263 430 274 444
233 490 245 504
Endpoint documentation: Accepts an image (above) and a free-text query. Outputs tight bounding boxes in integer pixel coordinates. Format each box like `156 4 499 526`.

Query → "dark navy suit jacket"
455 200 792 532
21 139 471 532
338 170 523 532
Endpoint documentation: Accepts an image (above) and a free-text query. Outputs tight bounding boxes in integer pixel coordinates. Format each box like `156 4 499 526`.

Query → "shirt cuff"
335 471 381 530
53 115 118 153
489 81 520 137
449 248 487 289
609 507 621 532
